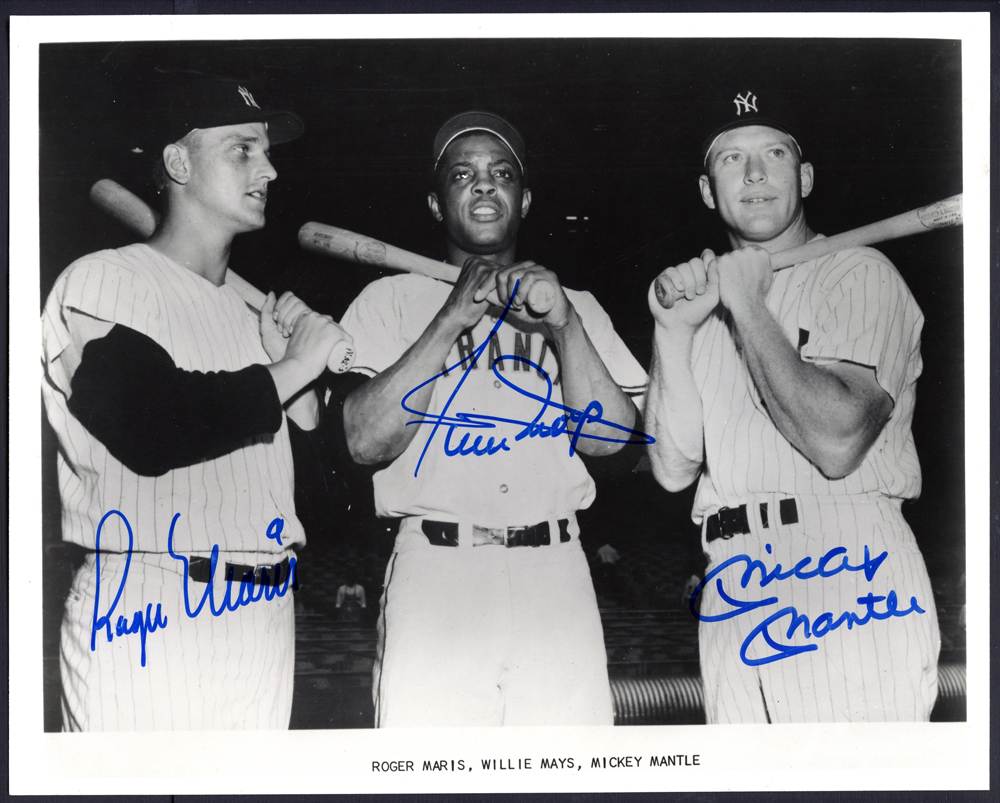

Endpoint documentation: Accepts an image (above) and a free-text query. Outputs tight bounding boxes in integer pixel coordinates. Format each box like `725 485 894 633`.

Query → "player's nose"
471 171 497 195
743 154 766 183
257 153 278 182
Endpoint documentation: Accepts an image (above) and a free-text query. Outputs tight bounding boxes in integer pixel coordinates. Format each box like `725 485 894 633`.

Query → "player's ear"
162 143 191 185
427 192 443 222
699 175 717 210
799 162 814 198
520 188 532 219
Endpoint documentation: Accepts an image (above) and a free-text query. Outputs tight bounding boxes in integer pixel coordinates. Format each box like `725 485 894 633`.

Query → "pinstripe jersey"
691 245 923 523
340 274 648 526
42 243 305 555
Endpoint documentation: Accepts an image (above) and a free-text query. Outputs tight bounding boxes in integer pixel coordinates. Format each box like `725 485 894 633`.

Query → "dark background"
38 37 966 725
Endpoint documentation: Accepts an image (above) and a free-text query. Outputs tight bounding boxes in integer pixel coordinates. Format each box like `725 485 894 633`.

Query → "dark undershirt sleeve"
285 371 381 542
576 405 646 479
68 323 283 477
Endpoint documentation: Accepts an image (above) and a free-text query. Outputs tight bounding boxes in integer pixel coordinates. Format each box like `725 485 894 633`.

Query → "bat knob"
328 339 356 374
654 277 678 310
526 281 557 315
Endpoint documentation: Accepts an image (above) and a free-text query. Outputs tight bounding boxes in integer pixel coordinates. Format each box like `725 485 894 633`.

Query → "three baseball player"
644 90 940 722
338 112 648 726
42 71 349 730
44 74 944 729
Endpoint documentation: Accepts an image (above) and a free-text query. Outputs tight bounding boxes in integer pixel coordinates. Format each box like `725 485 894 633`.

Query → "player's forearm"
548 308 638 457
731 297 886 478
283 386 321 431
645 324 705 492
343 314 464 464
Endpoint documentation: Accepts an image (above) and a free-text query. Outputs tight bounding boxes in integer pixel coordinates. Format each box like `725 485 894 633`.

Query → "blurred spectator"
336 569 368 623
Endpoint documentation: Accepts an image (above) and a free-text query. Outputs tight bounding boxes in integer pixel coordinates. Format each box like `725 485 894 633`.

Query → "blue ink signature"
90 511 295 667
402 280 653 476
91 510 168 668
167 513 296 618
690 542 926 666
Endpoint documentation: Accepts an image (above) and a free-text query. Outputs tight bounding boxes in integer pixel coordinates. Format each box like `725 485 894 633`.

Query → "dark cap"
701 89 801 168
138 69 304 152
432 111 526 175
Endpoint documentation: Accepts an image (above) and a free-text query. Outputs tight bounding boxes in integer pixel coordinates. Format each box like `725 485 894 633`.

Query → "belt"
187 555 293 587
421 519 571 548
706 499 799 543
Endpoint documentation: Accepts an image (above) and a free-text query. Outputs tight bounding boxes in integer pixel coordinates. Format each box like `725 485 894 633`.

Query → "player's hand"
259 291 289 362
272 291 314 336
439 255 503 332
479 260 572 330
715 245 773 317
648 250 720 331
281 310 349 381
260 291 315 362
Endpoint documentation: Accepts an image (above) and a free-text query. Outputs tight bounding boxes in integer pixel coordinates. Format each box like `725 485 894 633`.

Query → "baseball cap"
701 89 802 168
432 111 526 175
137 68 304 152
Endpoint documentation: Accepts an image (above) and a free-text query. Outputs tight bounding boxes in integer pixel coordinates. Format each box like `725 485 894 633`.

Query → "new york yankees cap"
701 89 802 168
432 111 526 176
139 68 305 151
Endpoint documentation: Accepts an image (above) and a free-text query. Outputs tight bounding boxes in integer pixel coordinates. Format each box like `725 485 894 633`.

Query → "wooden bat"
89 179 355 374
654 193 964 309
298 221 558 314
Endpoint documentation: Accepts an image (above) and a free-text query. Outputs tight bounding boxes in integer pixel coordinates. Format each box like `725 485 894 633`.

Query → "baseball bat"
654 193 964 309
89 179 355 374
298 221 558 315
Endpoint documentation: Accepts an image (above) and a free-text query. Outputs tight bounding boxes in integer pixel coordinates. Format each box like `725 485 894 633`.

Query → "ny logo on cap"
733 91 758 116
237 86 260 110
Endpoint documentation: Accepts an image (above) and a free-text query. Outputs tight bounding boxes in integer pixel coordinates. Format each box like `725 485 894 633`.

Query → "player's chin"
458 229 515 254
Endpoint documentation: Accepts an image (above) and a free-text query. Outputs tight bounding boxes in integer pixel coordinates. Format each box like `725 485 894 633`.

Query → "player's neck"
445 240 518 270
728 214 816 255
147 211 235 287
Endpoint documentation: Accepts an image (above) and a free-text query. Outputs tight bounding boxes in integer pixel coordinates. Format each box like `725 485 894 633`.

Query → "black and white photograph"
9 10 990 795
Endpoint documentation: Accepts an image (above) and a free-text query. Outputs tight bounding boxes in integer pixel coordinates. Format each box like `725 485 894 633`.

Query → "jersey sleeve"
799 250 924 403
42 252 164 392
338 277 409 378
567 288 649 412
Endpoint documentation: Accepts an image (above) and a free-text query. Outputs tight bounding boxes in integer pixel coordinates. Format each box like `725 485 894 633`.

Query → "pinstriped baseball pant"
698 493 940 723
61 551 296 731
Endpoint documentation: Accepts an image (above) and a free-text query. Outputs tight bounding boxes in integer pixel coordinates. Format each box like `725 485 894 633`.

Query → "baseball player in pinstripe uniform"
42 71 347 730
645 90 940 723
339 112 648 726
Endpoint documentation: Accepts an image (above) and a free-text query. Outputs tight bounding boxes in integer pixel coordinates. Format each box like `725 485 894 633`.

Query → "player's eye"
770 148 787 158
494 167 513 180
234 144 251 155
721 153 742 164
451 169 471 181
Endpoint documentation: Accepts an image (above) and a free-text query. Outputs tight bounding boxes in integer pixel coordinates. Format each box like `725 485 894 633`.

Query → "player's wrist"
723 290 768 324
543 302 578 336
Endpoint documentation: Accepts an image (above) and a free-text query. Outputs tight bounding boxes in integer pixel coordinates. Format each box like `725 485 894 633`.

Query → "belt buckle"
717 506 739 540
472 525 506 547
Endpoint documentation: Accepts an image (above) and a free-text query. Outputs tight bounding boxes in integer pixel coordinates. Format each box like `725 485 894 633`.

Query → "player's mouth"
742 195 775 205
247 189 268 204
470 201 501 221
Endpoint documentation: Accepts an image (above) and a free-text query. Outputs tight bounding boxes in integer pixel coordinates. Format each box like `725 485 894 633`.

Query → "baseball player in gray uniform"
339 112 649 726
42 71 347 730
645 90 940 723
